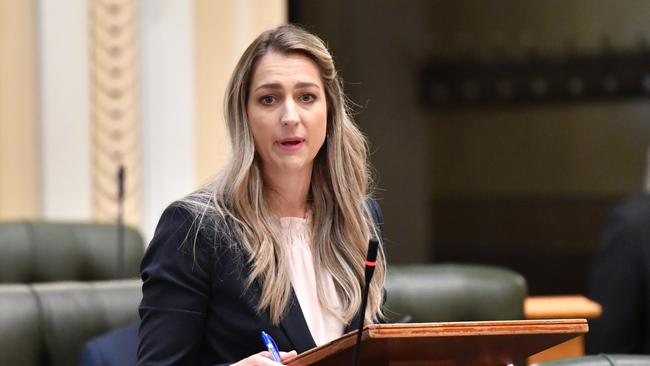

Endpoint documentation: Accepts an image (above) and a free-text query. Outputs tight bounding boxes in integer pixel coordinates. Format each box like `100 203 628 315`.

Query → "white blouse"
280 216 345 346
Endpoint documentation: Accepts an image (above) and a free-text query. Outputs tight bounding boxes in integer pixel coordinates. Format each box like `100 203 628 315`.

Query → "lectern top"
287 319 588 366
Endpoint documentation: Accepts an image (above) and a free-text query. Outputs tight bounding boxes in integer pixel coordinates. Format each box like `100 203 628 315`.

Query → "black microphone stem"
352 277 371 366
352 238 379 366
117 165 125 279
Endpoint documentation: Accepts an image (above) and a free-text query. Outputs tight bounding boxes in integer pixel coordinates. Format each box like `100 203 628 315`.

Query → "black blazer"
137 199 384 366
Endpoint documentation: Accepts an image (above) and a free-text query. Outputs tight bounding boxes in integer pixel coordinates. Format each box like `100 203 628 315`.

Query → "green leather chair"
0 220 144 365
384 264 527 323
538 354 650 365
0 280 141 366
0 221 144 282
0 222 527 366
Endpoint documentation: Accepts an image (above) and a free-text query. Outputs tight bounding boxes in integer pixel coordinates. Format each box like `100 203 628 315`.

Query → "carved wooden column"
89 0 142 228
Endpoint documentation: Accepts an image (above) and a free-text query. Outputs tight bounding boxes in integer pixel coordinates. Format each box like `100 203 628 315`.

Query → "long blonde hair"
181 24 385 326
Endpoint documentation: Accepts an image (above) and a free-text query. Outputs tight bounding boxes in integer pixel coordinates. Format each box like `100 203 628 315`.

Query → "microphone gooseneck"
352 238 379 366
117 165 126 279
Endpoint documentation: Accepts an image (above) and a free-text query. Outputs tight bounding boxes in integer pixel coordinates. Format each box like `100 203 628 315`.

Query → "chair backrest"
0 284 42 365
0 280 141 366
384 264 527 323
0 221 144 283
538 354 650 365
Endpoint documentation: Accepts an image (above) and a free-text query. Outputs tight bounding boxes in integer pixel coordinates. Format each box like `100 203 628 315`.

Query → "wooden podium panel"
525 296 601 362
287 319 588 366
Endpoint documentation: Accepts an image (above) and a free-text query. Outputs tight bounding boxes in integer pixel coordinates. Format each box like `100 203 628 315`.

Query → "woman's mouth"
277 138 305 152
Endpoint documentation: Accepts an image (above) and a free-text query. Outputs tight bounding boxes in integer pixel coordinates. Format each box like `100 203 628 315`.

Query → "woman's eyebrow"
253 81 321 92
295 82 320 89
254 83 282 92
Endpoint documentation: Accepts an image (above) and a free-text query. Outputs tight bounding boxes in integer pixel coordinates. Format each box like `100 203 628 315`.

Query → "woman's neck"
263 166 312 218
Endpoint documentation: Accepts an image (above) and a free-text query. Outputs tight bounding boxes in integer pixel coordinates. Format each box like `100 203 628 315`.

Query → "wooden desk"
287 319 588 366
525 295 601 363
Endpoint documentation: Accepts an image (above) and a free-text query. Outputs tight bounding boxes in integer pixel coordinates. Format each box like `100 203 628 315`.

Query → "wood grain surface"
287 319 588 366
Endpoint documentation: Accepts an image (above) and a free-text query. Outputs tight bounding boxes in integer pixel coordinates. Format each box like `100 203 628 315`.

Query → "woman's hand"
231 350 298 365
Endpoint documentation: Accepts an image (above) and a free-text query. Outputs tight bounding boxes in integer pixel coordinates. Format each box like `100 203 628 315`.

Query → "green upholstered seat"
538 354 650 365
0 227 527 366
0 280 141 366
0 221 144 364
0 221 144 282
0 284 41 366
384 264 527 322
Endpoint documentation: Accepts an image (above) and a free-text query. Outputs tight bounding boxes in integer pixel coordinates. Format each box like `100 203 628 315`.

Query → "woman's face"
247 51 327 180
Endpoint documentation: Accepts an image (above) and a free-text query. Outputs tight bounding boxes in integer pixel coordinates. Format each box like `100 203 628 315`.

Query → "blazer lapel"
279 289 317 353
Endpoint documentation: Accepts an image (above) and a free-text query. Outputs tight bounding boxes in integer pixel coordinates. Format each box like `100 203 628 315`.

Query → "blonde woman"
137 24 386 366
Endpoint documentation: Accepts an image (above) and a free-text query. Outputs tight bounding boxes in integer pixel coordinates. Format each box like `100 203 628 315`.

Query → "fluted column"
89 0 142 228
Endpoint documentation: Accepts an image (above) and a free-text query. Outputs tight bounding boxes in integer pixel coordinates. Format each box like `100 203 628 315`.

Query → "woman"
137 24 386 365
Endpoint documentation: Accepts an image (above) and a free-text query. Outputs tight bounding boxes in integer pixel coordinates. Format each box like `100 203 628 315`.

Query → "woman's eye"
260 96 275 105
300 94 315 103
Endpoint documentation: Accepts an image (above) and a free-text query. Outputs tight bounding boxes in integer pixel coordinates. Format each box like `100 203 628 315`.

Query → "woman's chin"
267 159 313 176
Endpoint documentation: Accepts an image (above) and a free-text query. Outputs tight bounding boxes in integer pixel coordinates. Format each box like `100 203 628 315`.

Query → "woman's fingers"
280 350 298 361
231 350 298 365
231 352 281 365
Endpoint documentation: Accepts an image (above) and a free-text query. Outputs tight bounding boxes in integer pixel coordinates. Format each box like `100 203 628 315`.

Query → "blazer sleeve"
137 204 218 365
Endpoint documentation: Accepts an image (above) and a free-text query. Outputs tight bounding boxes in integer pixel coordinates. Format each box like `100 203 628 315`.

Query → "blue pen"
260 331 282 362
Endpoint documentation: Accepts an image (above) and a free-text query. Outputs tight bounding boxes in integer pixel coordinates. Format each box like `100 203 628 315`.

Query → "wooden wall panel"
0 0 40 220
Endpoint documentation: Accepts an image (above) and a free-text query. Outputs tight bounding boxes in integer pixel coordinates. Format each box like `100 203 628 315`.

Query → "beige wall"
194 0 287 185
0 0 40 220
0 0 287 224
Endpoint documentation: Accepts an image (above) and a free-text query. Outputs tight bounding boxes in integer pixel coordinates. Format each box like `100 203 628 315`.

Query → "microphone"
117 165 125 201
352 238 379 366
116 165 126 279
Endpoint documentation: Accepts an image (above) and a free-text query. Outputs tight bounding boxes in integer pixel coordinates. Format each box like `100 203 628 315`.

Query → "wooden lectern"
287 319 588 366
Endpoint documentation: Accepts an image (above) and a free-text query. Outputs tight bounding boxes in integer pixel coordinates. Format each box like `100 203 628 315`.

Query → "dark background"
289 0 650 295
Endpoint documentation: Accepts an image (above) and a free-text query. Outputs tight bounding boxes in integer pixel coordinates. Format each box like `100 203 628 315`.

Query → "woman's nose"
280 100 300 126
